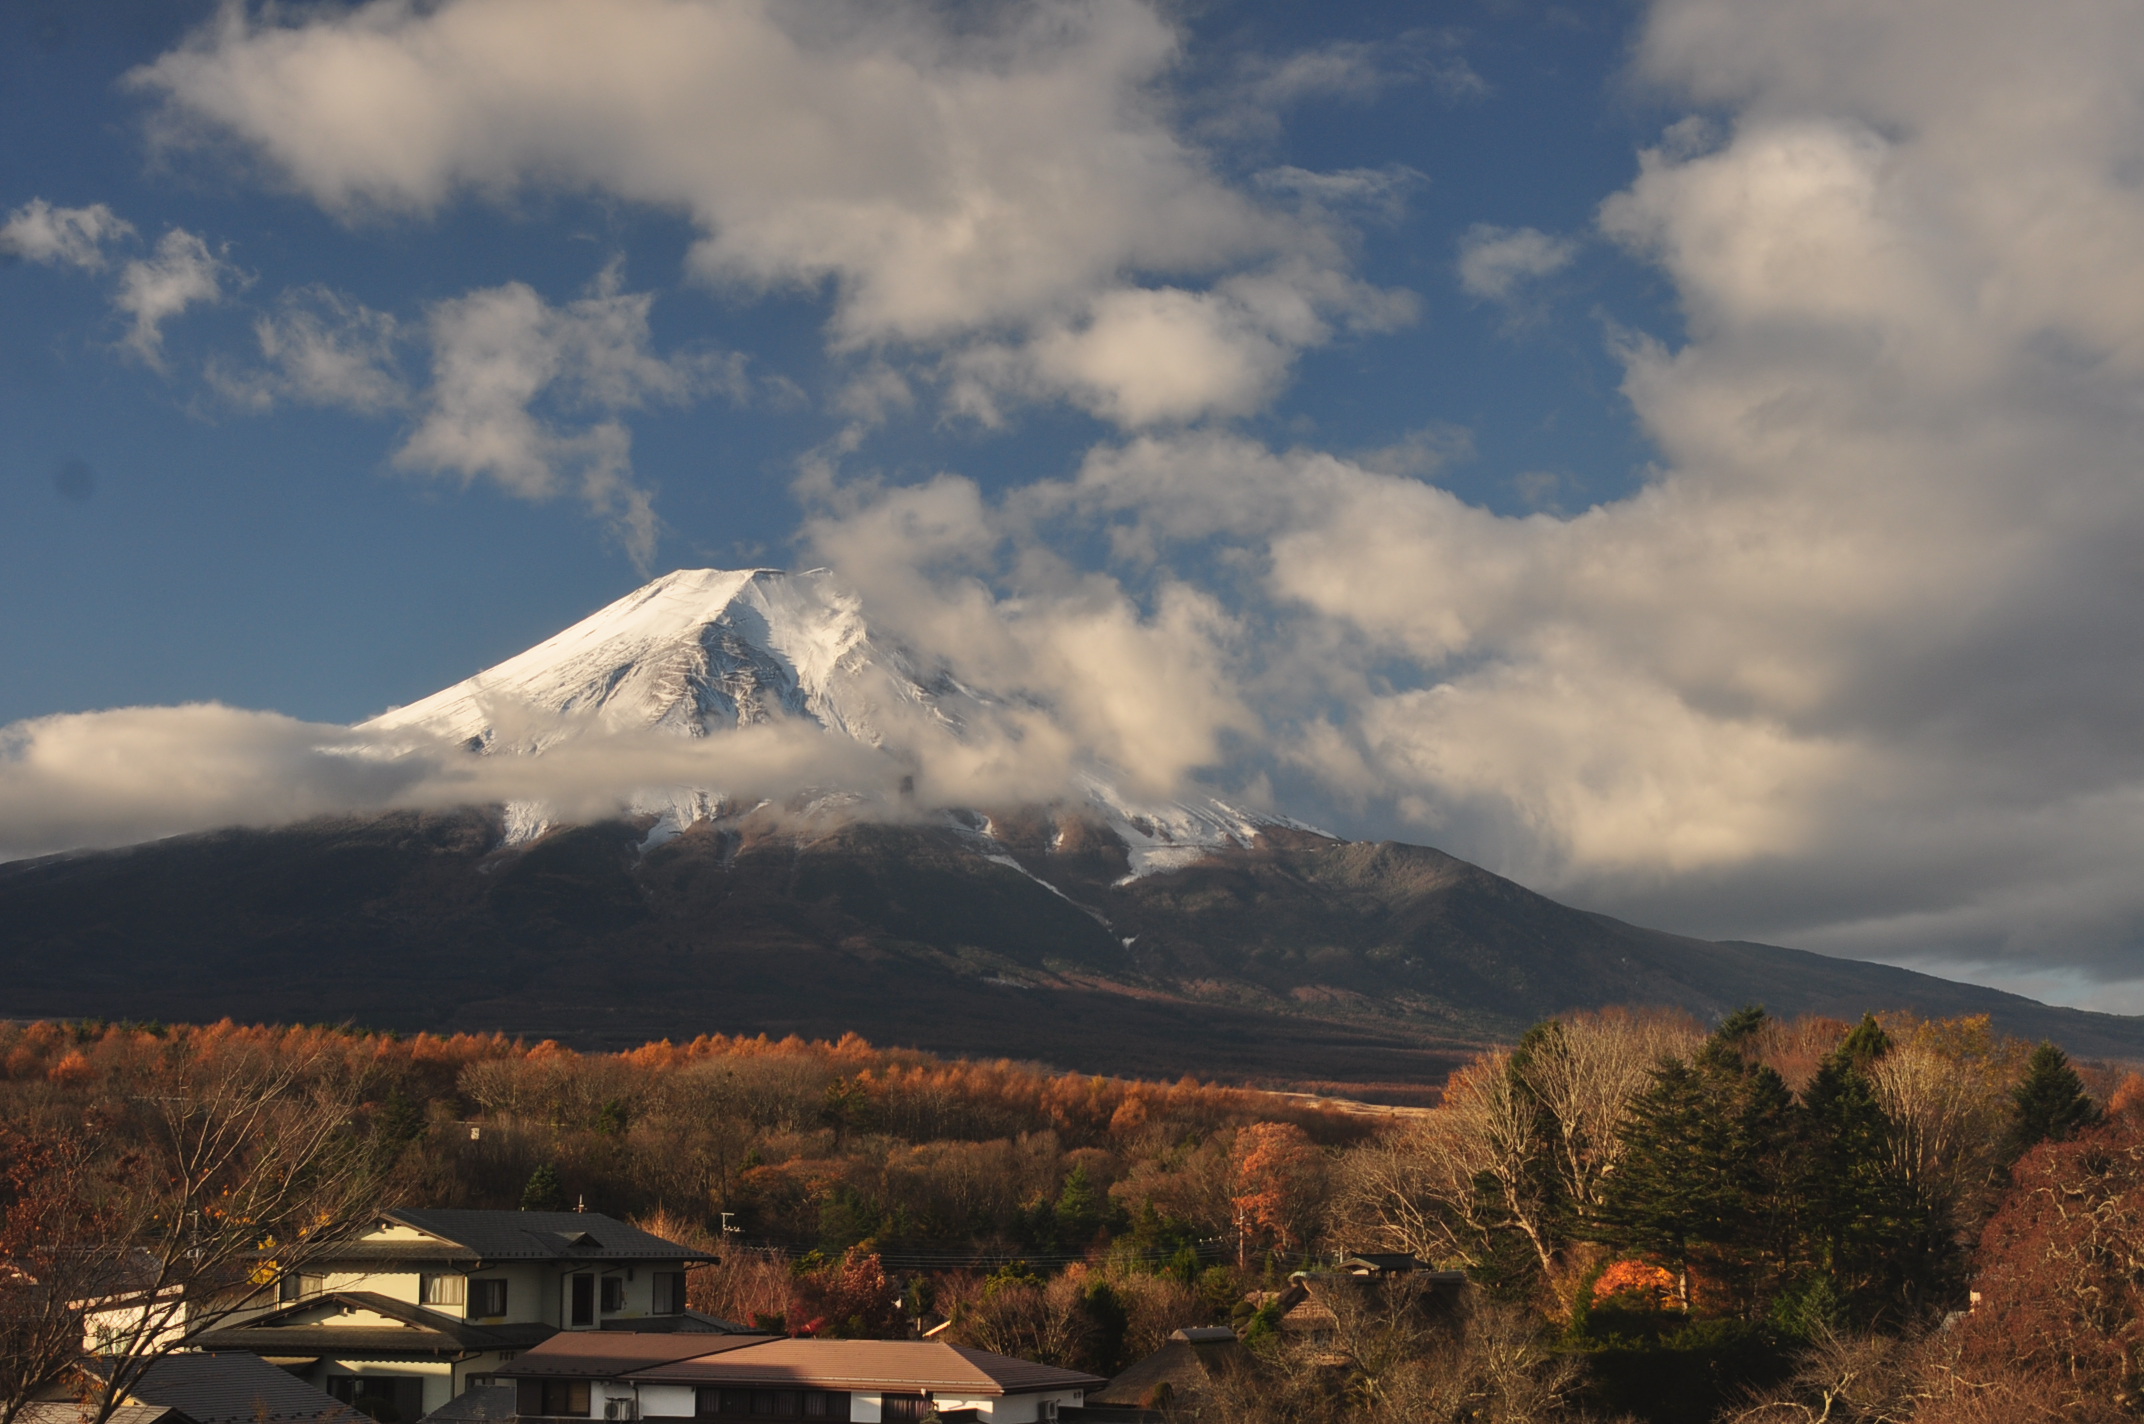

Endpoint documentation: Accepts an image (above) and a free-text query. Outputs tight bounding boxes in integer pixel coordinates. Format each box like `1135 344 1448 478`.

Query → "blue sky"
7 0 2144 1012
1 0 1667 723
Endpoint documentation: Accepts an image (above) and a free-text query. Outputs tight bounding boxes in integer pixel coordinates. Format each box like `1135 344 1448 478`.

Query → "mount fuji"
363 566 1302 877
4 568 2143 1086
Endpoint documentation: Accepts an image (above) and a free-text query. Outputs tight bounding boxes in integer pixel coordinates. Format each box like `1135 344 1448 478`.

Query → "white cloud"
131 0 1405 428
212 285 408 413
889 0 2144 999
113 228 234 365
394 270 746 565
0 198 134 269
1206 32 1487 139
1456 224 1577 301
0 703 897 861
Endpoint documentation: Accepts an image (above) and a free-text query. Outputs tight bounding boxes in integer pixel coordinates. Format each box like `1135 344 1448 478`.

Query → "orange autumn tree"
1230 1122 1328 1263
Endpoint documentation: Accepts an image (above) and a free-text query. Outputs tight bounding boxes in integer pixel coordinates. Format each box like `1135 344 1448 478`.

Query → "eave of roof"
628 1341 1104 1396
360 1210 713 1265
186 1292 552 1356
495 1334 775 1378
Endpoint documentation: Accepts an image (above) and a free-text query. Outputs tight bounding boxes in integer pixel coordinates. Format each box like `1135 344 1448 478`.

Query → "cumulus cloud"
887 0 2144 1001
1456 224 1577 301
393 269 747 564
113 228 235 365
0 199 134 269
130 0 1406 427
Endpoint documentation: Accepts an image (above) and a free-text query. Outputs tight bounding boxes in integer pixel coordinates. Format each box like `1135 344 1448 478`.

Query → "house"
494 1328 1105 1422
18 1406 194 1424
29 1352 359 1424
1086 1327 1246 1419
1246 1261 1468 1341
181 1209 723 1421
92 1352 363 1424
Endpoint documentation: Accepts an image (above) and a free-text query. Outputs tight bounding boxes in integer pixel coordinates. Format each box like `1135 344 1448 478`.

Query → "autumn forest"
2 1007 2138 1424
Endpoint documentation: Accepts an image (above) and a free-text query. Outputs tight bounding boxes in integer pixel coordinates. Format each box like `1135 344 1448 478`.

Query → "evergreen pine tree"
1595 1006 1798 1315
2004 1041 2102 1160
1054 1163 1103 1249
1796 1049 1950 1324
1836 1013 1892 1069
520 1162 566 1212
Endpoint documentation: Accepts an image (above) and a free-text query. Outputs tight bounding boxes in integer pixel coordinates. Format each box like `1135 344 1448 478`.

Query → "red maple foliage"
1230 1122 1325 1256
1956 1116 2144 1414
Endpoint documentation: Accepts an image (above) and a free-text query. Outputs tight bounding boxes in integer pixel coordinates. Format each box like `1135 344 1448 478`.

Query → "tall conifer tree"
2003 1041 2102 1161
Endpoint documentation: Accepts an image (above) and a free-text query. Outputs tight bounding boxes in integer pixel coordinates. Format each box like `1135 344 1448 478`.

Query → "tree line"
2 1010 2139 1423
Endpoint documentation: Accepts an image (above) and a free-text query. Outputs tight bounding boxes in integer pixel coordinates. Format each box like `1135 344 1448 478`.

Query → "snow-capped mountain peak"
363 567 1304 872
365 567 945 752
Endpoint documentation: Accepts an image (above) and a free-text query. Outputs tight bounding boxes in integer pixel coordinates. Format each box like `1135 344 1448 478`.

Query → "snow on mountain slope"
363 567 1304 870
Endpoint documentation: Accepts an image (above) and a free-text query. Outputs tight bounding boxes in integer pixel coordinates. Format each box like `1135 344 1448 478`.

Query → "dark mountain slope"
2 809 2138 1088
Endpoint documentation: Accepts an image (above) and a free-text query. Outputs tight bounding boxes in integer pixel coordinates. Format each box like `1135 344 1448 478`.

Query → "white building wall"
635 1384 697 1417
850 1395 881 1423
319 1268 424 1303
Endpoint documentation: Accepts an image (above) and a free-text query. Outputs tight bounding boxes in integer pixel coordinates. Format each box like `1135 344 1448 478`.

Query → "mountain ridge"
3 805 2140 1091
6 565 2138 1088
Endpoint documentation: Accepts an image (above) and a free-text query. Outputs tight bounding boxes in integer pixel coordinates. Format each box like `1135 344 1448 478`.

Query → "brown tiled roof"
499 1333 776 1378
631 1340 1105 1396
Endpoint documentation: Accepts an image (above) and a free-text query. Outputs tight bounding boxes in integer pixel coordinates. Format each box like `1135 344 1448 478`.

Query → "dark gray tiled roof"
332 1211 710 1266
189 1293 553 1358
20 1407 191 1424
124 1353 364 1424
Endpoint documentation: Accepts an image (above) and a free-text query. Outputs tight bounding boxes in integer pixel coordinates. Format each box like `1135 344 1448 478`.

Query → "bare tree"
69 1044 385 1424
1510 1010 1702 1227
0 1129 122 1424
1866 1016 2025 1223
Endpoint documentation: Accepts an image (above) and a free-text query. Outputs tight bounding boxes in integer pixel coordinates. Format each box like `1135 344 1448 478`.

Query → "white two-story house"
186 1210 726 1423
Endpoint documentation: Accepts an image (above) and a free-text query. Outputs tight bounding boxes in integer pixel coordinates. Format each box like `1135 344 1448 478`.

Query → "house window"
472 1278 509 1317
421 1274 466 1307
652 1272 686 1314
694 1389 847 1419
539 1381 591 1417
877 1397 931 1424
279 1273 323 1302
568 1274 596 1328
326 1376 427 1424
600 1277 626 1313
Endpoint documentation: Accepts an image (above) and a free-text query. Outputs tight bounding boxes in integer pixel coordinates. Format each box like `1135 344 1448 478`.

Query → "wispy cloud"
1456 224 1578 302
0 198 133 270
114 228 236 366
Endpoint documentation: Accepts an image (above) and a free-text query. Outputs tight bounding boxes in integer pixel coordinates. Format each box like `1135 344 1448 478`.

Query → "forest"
2 1006 2139 1424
